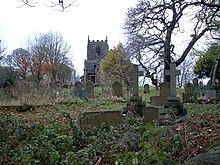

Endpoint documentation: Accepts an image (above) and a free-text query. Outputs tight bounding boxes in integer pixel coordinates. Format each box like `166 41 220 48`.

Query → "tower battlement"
83 36 109 84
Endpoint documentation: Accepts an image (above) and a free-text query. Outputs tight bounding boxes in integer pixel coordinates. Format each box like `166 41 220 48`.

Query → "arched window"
95 46 100 56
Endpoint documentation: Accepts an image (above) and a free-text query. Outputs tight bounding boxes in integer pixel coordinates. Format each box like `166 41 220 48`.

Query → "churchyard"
1 69 220 164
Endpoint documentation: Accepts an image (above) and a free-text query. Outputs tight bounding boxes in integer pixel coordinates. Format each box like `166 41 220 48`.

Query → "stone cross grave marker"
165 63 181 98
128 64 144 98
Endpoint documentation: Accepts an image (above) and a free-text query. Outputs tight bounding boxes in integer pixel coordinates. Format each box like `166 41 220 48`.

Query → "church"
82 36 109 84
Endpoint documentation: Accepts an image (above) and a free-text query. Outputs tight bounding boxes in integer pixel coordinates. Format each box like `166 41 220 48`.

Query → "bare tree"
177 53 196 88
28 35 49 83
27 31 72 84
125 0 220 83
0 39 7 61
18 0 78 11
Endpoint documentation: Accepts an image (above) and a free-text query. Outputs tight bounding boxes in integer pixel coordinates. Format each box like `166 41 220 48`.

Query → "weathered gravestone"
205 89 216 102
165 63 181 100
112 81 123 97
84 80 94 97
142 107 159 123
193 77 199 87
163 63 186 116
183 82 194 102
73 81 87 99
193 77 200 98
129 64 144 100
80 110 122 131
150 82 170 106
143 84 150 94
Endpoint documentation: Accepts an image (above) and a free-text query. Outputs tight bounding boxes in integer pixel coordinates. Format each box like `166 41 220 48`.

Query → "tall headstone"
165 63 181 100
112 81 123 97
128 64 144 100
124 64 145 116
164 63 186 116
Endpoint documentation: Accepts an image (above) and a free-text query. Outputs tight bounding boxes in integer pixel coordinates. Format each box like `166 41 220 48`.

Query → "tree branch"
176 28 210 66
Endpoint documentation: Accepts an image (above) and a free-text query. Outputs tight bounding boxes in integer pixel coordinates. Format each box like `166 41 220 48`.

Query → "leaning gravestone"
143 84 150 94
112 81 123 97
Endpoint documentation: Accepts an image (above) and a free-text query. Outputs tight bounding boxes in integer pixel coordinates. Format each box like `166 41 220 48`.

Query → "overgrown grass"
1 87 220 164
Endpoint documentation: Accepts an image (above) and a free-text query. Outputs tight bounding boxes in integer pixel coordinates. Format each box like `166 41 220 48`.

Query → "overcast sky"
0 0 136 75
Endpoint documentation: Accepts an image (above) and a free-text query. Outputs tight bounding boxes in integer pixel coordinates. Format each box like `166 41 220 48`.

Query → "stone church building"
82 36 109 84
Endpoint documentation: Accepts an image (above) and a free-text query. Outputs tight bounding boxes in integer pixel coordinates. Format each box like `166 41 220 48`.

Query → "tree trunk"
211 59 219 85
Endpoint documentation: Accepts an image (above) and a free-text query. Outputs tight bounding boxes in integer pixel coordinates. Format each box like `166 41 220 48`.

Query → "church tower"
83 36 109 84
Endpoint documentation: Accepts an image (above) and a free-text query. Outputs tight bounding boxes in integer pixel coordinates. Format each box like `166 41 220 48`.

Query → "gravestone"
165 63 181 100
198 80 203 97
183 82 194 102
73 81 87 99
112 81 123 97
160 82 170 97
164 63 186 116
80 110 122 131
128 64 144 101
143 84 150 94
193 77 199 87
150 64 180 106
84 80 94 96
124 64 145 115
150 82 170 106
205 89 216 102
192 77 200 98
142 107 159 123
185 82 194 93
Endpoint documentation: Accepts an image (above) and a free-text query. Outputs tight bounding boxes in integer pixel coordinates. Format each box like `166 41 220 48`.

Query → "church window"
96 46 100 56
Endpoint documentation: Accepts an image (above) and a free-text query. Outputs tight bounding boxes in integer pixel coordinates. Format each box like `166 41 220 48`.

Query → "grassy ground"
0 87 220 164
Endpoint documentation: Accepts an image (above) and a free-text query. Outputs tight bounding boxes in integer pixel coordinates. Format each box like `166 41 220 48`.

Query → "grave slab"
80 110 122 130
